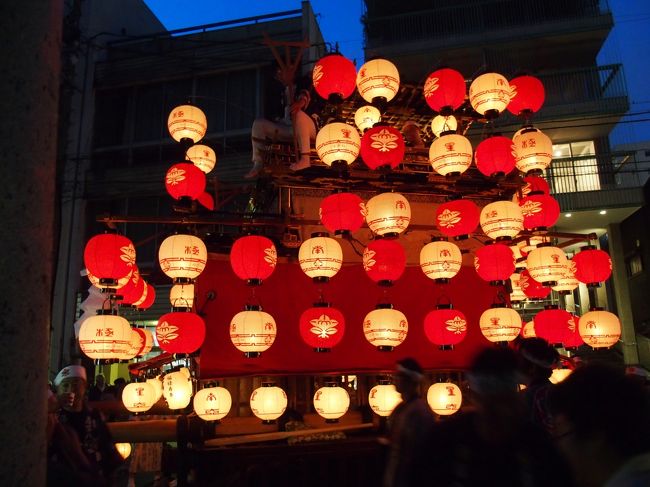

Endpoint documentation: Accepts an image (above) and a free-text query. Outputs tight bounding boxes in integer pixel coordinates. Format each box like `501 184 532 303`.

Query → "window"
627 254 643 277
549 141 600 193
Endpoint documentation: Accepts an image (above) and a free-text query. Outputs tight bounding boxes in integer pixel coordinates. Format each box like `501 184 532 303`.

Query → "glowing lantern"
163 369 193 410
424 68 466 114
193 386 232 421
513 127 552 174
356 58 400 104
135 328 153 356
79 312 132 360
122 382 155 413
479 305 522 343
480 201 524 241
298 233 343 282
156 311 206 354
563 315 584 349
578 309 621 349
319 192 365 236
115 443 132 460
122 328 143 360
363 192 411 236
167 104 206 143
158 234 207 283
430 115 458 138
197 191 214 210
474 243 515 285
83 234 135 288
165 163 206 201
119 268 145 306
363 305 408 351
147 377 163 403
368 382 402 417
475 136 516 177
132 280 149 308
521 175 550 197
315 122 361 166
250 383 287 423
170 283 194 309
435 199 480 239
521 320 536 338
510 273 527 303
314 383 350 422
572 246 612 286
507 75 545 116
230 236 277 285
549 368 573 384
312 53 357 102
354 105 381 133
186 144 216 174
553 260 579 295
423 305 468 350
299 303 345 352
469 73 511 117
229 306 276 358
427 383 462 416
360 125 405 169
519 269 552 300
510 242 527 270
534 306 574 346
429 133 473 176
420 239 462 283
519 193 560 232
526 245 567 287
520 236 550 256
363 238 406 285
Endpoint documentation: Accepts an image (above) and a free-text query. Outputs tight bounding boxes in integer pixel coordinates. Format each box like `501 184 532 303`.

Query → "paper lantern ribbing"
519 269 552 300
423 306 468 349
165 163 206 201
360 125 405 169
469 73 511 117
79 312 132 360
507 75 545 116
572 246 612 286
298 233 343 282
156 311 206 354
250 383 287 423
552 260 579 295
299 304 345 352
420 239 462 283
427 383 462 416
430 115 458 138
474 243 515 285
315 122 361 166
122 382 155 413
312 54 357 102
526 245 567 287
435 199 480 239
193 386 232 421
167 105 207 143
319 192 365 236
229 307 277 358
534 306 574 346
429 133 473 176
479 306 522 343
480 201 524 241
186 144 216 174
84 234 135 288
230 236 277 285
363 305 408 351
169 283 194 309
424 68 466 113
354 105 381 133
513 127 552 174
363 192 411 236
368 383 402 417
356 58 400 104
158 234 207 283
363 239 406 285
313 383 350 422
519 193 560 232
578 309 621 349
475 135 516 177
163 369 193 410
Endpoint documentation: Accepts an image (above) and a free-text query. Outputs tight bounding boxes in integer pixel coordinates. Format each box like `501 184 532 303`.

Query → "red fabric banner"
197 257 498 378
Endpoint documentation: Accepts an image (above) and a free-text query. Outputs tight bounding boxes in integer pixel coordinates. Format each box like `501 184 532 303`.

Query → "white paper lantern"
356 59 400 103
427 382 462 416
193 386 232 421
578 309 621 349
313 383 350 422
229 307 277 358
315 122 360 166
158 234 207 283
430 115 458 138
429 133 473 176
480 201 524 240
170 283 195 308
167 105 207 143
186 144 216 174
513 127 552 174
250 383 287 423
368 382 402 417
78 312 132 360
298 234 343 281
552 260 580 294
147 377 163 403
420 240 462 282
122 382 156 413
479 306 522 343
526 245 568 287
354 105 381 132
363 192 411 236
163 370 193 410
469 73 511 116
363 305 408 351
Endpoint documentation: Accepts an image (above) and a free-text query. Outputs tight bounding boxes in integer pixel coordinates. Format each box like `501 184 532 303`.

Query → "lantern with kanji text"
427 382 462 416
158 234 207 284
299 303 345 352
578 309 621 349
507 75 545 116
552 259 579 295
363 192 411 237
315 122 361 166
469 73 511 118
429 133 473 176
193 386 232 421
78 311 132 360
167 104 207 143
572 246 612 287
363 238 406 285
424 68 466 114
354 105 381 133
163 369 193 410
356 58 400 105
312 53 357 103
363 304 408 351
480 201 524 241
122 382 156 413
430 115 458 138
250 383 287 423
230 235 277 285
479 305 522 344
368 381 402 417
424 305 468 350
229 306 277 358
526 244 567 287
435 199 480 240
314 383 350 422
298 233 343 282
186 144 216 174
420 238 462 283
510 273 527 303
156 311 206 355
513 127 552 174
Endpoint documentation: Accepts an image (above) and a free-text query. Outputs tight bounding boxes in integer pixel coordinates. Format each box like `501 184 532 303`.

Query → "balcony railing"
538 64 626 108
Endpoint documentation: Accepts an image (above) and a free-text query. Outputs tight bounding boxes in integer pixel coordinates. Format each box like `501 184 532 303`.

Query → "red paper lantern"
423 305 468 350
120 268 145 306
474 243 515 285
84 233 135 286
519 269 551 299
519 193 560 231
423 68 466 114
230 236 277 285
137 284 156 310
360 125 405 169
572 246 612 286
156 311 206 354
312 54 357 102
521 175 550 197
507 75 545 116
165 162 206 200
534 306 573 346
299 304 346 352
363 239 406 285
435 199 480 239
320 193 365 236
563 315 584 349
197 191 214 210
475 136 516 177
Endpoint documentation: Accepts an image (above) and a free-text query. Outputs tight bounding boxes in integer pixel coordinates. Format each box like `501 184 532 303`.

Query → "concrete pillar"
0 2 62 485
607 223 640 364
